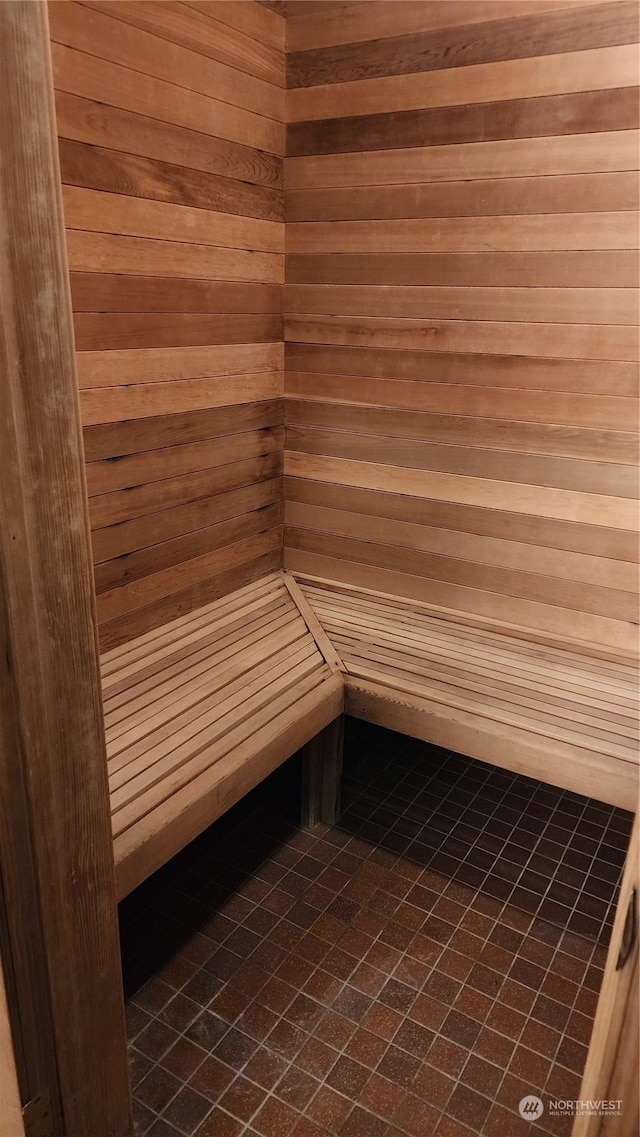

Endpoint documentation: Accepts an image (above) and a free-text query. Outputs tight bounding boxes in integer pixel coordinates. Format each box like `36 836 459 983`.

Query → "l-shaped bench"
103 570 639 898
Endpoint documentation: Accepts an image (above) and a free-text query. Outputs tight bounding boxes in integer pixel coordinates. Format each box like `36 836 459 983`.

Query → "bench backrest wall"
49 0 286 650
283 0 639 656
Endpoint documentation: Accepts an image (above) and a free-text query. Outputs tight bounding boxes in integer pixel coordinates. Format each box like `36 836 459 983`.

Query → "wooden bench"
102 567 637 898
297 575 639 815
102 572 343 898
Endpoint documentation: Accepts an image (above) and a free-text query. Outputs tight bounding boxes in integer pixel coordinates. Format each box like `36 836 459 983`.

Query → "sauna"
0 1 637 1135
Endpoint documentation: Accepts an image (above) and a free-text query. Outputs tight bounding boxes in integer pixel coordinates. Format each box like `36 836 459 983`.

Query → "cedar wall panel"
284 0 640 655
49 0 286 648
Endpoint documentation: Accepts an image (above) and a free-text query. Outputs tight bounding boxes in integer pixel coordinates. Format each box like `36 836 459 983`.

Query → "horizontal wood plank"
74 313 282 351
87 426 283 496
287 1 639 87
62 185 284 252
56 91 283 188
96 502 284 594
287 0 626 51
97 527 283 623
71 275 282 314
286 549 637 652
284 423 637 495
51 40 284 154
285 373 637 429
287 44 638 121
286 249 639 286
89 452 282 530
283 453 639 530
83 0 285 87
48 0 283 119
80 373 283 426
286 283 638 325
92 479 283 563
58 139 284 222
285 318 638 362
287 213 637 253
286 501 638 593
285 397 637 463
286 131 639 189
285 477 639 562
77 343 283 389
287 172 639 222
66 231 283 283
85 401 283 461
288 87 638 156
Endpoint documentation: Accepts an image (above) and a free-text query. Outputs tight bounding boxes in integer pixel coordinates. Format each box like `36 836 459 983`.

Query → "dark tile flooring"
120 720 633 1137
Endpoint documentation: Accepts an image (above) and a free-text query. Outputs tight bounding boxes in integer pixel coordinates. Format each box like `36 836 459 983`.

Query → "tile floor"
120 719 633 1137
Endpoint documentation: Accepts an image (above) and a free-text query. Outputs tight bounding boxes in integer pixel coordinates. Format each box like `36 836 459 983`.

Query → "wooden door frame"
573 810 639 1137
0 3 131 1134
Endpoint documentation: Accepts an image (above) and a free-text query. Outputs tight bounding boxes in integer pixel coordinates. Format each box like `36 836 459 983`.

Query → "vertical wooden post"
302 716 345 826
0 3 131 1135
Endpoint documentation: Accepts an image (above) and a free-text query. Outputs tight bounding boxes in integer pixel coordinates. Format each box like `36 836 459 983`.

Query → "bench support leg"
302 714 345 827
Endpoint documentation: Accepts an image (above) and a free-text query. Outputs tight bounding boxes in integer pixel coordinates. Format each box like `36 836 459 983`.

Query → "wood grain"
62 185 284 252
59 139 285 222
77 342 283 388
286 131 639 188
56 91 283 188
89 452 282 531
93 479 282 563
286 501 637 593
287 172 639 222
285 372 637 427
287 1 639 87
74 313 282 351
285 318 638 362
284 453 638 530
80 373 283 426
84 400 283 461
66 231 283 283
286 397 638 463
285 283 638 325
288 86 638 155
53 0 286 638
285 343 638 395
71 274 282 314
287 44 638 121
48 0 283 119
287 213 637 254
287 550 637 653
0 3 131 1129
95 502 284 594
287 0 627 51
286 476 639 562
51 40 284 153
84 0 285 87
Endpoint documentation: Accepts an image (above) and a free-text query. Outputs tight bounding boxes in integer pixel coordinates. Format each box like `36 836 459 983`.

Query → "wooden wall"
283 0 640 656
49 0 286 649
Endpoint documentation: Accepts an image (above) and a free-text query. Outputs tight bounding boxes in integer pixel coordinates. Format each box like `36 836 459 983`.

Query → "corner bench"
102 570 637 899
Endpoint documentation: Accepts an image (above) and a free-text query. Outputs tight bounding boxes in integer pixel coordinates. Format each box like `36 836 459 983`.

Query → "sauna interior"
0 1 638 1135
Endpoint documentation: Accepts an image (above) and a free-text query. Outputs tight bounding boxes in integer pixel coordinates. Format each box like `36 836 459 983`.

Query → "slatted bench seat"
296 575 639 814
101 572 343 898
102 566 636 898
